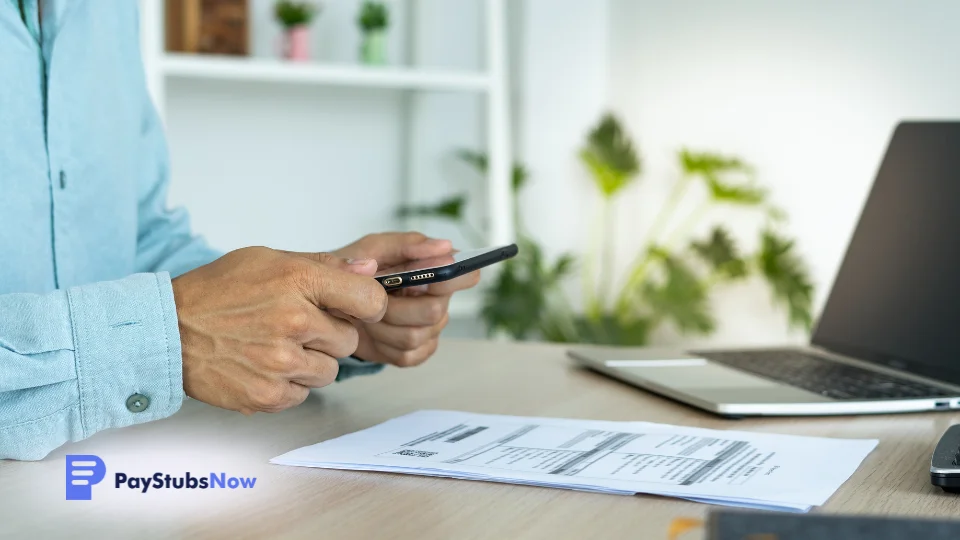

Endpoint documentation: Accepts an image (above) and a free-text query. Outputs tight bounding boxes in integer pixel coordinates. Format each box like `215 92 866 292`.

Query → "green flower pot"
360 30 387 65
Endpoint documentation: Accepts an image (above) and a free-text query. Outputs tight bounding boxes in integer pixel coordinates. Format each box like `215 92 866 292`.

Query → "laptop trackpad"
613 361 831 403
615 362 778 389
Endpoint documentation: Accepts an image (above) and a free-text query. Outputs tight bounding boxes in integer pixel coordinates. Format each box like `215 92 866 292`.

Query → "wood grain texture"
166 0 248 55
2 339 958 539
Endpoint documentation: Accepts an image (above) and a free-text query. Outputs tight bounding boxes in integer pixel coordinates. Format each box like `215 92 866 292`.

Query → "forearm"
0 273 183 460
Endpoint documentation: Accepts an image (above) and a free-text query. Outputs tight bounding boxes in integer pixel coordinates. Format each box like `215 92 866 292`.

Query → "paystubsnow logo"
65 454 257 500
66 455 106 500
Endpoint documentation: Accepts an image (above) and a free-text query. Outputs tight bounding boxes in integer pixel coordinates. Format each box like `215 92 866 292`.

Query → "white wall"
165 0 484 255
587 0 960 346
515 0 609 311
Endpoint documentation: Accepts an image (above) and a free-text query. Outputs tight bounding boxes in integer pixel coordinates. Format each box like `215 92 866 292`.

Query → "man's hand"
171 247 387 414
334 232 481 368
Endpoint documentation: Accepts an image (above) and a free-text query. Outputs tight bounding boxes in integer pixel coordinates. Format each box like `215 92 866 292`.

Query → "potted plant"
397 114 815 346
274 1 318 61
357 1 389 65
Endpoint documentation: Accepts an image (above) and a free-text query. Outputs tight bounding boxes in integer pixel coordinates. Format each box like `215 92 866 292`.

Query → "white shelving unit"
138 1 513 318
161 53 491 91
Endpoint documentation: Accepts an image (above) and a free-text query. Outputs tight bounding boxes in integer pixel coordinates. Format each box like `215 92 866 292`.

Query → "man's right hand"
171 247 388 415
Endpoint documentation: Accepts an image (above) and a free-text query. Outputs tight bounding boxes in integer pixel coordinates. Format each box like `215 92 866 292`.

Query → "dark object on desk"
706 510 960 539
931 424 960 493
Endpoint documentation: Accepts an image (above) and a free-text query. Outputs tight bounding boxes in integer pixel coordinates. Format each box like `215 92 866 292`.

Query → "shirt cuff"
66 272 184 437
336 356 385 381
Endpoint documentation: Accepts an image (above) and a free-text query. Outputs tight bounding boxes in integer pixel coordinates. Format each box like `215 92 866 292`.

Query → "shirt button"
126 393 150 413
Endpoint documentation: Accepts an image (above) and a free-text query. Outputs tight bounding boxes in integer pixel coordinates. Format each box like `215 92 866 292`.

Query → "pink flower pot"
283 26 310 61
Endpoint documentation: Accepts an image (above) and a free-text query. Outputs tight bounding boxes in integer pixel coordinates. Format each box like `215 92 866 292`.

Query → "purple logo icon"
66 455 106 500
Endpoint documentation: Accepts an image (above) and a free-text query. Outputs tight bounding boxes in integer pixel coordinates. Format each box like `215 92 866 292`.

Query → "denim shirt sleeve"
0 270 380 461
0 273 183 461
132 61 221 278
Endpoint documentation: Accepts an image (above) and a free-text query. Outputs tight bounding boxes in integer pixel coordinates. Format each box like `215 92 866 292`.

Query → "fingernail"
425 238 450 247
346 258 373 265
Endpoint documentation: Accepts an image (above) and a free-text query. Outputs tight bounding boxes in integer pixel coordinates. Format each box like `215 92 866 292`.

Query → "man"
0 1 479 460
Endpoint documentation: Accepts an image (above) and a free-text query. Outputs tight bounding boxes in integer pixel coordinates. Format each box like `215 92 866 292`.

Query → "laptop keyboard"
692 349 953 401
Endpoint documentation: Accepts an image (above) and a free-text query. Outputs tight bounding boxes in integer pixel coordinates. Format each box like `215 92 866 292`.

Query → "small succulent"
358 1 389 33
275 1 318 29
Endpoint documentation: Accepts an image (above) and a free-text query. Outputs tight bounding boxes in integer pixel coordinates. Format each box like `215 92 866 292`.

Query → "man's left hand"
334 232 481 367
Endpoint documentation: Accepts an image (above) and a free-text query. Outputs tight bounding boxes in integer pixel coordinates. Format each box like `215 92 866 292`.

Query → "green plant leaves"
679 150 766 205
640 249 715 334
396 195 466 221
456 149 529 192
691 226 749 280
551 253 576 281
480 238 576 340
480 259 544 340
358 1 389 32
396 131 815 346
679 150 750 177
580 114 641 198
543 315 651 346
757 229 815 330
708 181 767 205
275 1 317 28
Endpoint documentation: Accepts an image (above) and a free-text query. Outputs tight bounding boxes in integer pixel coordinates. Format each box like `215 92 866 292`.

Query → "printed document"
271 410 877 512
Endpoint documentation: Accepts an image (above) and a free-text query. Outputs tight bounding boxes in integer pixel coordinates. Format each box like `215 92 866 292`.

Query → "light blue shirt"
0 0 380 461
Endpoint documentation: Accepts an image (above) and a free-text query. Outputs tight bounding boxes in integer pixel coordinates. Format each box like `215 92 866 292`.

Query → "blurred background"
142 0 960 350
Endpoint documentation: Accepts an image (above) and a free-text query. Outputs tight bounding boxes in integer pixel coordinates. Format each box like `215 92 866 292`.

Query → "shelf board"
161 54 491 92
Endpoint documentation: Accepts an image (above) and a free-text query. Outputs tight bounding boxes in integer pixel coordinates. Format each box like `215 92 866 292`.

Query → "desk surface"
2 339 959 539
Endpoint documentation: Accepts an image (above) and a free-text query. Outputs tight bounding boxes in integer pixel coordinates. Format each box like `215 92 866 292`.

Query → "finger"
302 311 360 358
288 251 380 277
290 349 341 388
253 381 310 413
372 337 440 368
401 285 429 297
426 269 481 296
380 294 450 326
299 254 388 323
397 236 453 263
352 326 385 364
375 253 455 277
341 258 378 276
363 312 449 351
325 307 356 324
284 383 311 409
360 232 453 267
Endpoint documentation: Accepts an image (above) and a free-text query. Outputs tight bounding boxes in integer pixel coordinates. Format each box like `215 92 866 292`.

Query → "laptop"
569 121 960 417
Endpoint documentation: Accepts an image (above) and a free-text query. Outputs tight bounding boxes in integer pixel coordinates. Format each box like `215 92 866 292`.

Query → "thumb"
342 257 378 277
314 256 379 323
287 251 379 276
371 232 453 266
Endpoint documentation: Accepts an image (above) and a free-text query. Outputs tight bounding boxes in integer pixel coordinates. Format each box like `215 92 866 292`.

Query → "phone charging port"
935 401 950 410
383 277 403 287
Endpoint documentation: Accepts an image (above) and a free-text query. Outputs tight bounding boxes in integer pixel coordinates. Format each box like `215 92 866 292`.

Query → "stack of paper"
271 410 878 512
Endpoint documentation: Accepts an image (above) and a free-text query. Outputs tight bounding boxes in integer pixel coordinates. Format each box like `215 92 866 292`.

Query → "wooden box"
166 0 249 55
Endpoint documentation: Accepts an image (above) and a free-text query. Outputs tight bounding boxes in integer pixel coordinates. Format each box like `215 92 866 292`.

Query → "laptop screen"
813 122 960 386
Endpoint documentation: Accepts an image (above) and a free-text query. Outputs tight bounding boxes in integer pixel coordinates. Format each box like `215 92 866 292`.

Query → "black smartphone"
375 244 519 290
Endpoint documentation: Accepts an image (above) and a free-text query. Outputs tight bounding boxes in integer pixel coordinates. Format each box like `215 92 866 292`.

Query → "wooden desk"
2 339 958 539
